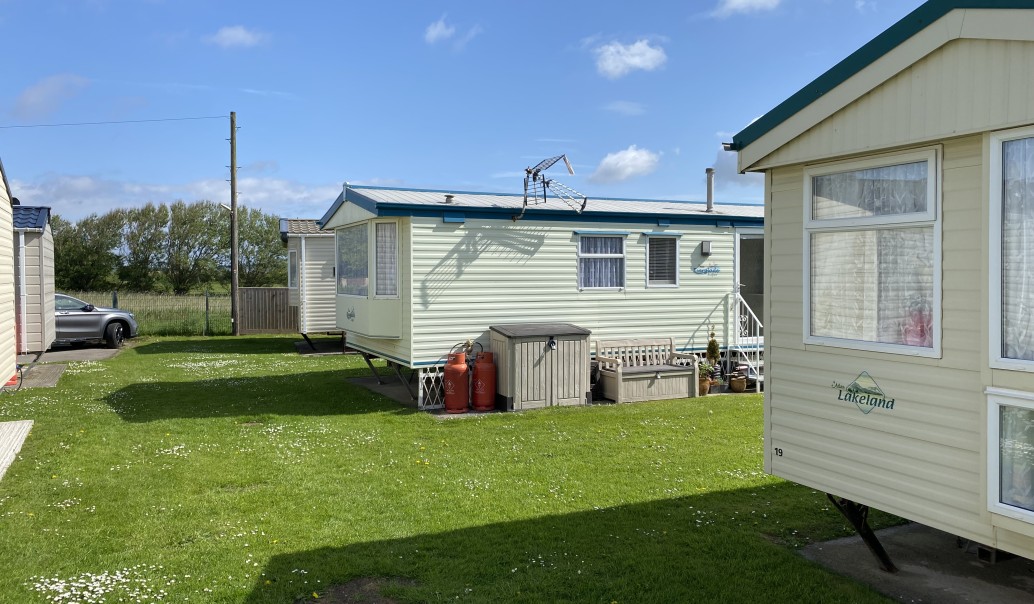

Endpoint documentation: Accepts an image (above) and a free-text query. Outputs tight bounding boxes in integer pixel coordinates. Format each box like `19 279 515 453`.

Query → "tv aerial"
515 154 588 221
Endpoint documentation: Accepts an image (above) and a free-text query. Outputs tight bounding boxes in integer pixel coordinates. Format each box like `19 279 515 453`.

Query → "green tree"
119 203 170 291
165 201 225 294
237 207 287 287
53 211 126 291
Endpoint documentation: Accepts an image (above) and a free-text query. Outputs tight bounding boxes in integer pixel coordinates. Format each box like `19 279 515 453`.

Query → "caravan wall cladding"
339 215 742 368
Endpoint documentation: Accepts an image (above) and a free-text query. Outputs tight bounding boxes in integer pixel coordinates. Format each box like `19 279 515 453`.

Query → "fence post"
112 290 119 308
205 290 210 336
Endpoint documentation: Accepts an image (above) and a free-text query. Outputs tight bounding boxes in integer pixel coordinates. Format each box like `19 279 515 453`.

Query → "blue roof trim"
317 191 345 228
642 231 683 237
573 230 632 236
442 211 465 223
731 0 1034 152
377 204 763 227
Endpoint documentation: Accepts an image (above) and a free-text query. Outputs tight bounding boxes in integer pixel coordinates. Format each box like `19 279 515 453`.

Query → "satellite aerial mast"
515 154 588 221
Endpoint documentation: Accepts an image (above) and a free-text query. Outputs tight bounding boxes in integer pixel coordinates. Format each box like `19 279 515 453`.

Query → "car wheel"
105 323 125 349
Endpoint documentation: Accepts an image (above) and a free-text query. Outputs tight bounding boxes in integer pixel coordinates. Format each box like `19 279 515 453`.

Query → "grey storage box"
489 323 592 411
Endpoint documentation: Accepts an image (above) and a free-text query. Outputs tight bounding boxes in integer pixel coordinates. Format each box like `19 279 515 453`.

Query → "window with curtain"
336 223 368 296
647 236 678 286
288 250 298 289
805 151 938 354
996 132 1034 363
578 235 625 289
375 222 398 297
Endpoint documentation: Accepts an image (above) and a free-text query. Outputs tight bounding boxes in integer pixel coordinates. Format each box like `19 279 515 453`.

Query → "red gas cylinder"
443 352 469 413
471 352 496 412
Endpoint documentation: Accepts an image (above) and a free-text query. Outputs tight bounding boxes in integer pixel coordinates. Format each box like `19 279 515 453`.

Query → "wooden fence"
239 287 298 334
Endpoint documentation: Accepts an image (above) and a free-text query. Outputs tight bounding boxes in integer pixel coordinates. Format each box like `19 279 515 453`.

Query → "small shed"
318 183 764 409
13 205 54 354
731 0 1034 565
279 218 338 340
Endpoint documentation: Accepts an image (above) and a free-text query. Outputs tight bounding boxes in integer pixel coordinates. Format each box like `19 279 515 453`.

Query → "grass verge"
0 336 897 603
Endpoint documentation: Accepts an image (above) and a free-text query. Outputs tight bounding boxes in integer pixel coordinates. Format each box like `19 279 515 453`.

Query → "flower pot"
698 377 711 395
729 375 747 393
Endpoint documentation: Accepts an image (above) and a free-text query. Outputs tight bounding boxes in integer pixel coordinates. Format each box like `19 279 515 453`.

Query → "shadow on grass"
105 367 416 422
241 485 885 604
130 337 304 356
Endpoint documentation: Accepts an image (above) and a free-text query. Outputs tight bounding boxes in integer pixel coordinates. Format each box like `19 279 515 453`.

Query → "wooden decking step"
0 420 32 481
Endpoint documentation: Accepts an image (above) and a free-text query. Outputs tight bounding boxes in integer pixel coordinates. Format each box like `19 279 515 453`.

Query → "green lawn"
0 337 895 603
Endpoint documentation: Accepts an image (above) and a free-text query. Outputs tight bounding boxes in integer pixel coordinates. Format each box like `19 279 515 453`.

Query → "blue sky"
0 0 924 221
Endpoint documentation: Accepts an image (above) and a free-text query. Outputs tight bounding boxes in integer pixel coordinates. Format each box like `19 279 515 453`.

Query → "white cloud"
425 15 455 44
603 100 645 116
453 25 483 50
11 74 90 120
10 173 339 222
589 145 660 183
709 149 764 191
594 40 666 79
712 0 780 18
205 25 266 48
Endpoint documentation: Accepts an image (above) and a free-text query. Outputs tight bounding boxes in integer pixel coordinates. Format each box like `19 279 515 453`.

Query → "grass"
0 336 898 603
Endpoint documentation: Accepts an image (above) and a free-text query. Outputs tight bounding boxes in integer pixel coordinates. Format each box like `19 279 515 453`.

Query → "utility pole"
229 111 240 336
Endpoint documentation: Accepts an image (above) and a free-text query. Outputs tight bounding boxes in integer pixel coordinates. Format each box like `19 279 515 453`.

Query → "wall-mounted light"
701 241 712 257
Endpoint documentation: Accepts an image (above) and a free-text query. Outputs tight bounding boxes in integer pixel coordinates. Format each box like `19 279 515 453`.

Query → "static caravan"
318 183 764 409
731 0 1034 565
0 162 18 383
279 219 338 345
13 205 54 354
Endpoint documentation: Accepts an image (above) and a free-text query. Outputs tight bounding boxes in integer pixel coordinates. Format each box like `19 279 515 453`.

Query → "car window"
55 295 87 311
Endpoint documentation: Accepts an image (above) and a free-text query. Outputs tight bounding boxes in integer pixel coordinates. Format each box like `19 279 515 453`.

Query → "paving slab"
0 420 32 481
801 523 1034 603
20 364 66 389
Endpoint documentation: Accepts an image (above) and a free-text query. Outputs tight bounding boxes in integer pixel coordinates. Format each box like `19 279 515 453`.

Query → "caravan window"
988 390 1034 523
336 223 368 297
578 235 625 289
288 250 298 289
375 222 398 297
992 127 1034 369
646 236 678 287
804 149 940 356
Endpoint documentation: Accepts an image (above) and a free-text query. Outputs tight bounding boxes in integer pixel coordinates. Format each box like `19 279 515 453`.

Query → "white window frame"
336 222 369 298
987 387 1034 524
576 232 627 291
287 249 299 289
373 220 399 299
802 148 942 357
990 125 1034 371
644 233 680 288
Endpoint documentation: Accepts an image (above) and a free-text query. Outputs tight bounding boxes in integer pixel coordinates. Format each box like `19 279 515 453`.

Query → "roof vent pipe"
705 168 715 212
444 194 455 204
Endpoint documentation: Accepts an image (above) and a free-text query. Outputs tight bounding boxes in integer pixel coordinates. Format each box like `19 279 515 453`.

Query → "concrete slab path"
0 420 32 481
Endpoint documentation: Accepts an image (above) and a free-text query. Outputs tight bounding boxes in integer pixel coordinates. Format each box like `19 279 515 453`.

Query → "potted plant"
728 371 747 393
698 360 713 395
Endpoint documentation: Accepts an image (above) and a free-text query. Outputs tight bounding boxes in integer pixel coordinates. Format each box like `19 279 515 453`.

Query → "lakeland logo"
831 372 895 414
346 307 356 321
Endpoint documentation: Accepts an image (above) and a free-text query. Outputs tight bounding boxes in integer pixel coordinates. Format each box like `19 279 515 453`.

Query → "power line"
0 115 227 130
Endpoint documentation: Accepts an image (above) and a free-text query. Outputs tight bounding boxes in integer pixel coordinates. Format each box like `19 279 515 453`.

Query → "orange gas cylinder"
471 352 496 412
443 352 469 413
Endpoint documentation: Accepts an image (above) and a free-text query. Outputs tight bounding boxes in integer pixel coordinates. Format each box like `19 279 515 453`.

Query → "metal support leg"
827 494 898 573
388 362 417 401
301 333 317 352
361 352 385 385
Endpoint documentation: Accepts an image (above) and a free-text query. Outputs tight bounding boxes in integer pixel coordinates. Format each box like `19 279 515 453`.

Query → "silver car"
54 294 139 349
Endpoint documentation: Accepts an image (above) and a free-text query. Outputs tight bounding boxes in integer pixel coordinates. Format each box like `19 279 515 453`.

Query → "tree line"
53 201 288 294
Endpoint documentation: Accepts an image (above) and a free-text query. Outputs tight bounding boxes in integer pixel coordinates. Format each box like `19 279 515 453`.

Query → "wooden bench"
595 338 699 403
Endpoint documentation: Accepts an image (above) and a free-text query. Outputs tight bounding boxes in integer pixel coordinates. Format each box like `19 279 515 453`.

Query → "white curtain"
812 161 927 220
1002 137 1034 360
580 236 624 288
809 159 933 347
375 223 398 296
